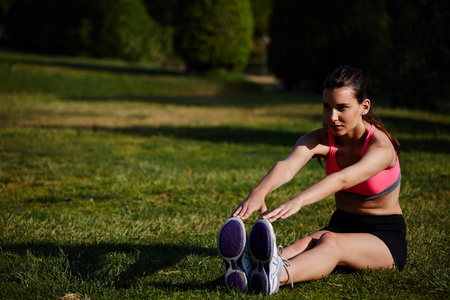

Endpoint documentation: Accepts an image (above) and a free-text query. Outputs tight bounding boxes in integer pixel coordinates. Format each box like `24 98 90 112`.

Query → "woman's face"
322 87 368 136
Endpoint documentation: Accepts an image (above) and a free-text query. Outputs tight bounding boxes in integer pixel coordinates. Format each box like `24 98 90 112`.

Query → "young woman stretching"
217 66 407 295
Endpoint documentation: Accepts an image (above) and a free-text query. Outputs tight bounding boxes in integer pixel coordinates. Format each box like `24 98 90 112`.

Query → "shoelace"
278 246 294 288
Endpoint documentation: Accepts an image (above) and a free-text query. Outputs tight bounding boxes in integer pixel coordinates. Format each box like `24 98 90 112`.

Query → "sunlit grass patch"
0 51 448 299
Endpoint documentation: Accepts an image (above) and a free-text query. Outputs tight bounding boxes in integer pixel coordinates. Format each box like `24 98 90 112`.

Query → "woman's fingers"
232 205 245 218
232 202 250 219
263 206 284 221
232 200 268 220
231 206 242 217
263 201 299 222
259 202 268 218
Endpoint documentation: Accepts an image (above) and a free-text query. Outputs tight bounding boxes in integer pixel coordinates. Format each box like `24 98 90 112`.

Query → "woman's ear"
361 99 371 115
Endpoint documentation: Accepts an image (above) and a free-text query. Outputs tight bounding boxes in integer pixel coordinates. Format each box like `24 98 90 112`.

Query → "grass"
0 51 449 299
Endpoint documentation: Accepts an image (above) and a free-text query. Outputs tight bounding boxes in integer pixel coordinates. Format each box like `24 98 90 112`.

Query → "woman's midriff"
335 185 403 216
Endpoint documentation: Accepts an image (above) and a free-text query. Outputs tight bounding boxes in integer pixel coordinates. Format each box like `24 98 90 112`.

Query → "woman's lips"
331 125 343 130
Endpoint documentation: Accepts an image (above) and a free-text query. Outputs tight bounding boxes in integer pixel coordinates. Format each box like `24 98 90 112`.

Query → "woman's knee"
290 236 319 252
317 231 340 248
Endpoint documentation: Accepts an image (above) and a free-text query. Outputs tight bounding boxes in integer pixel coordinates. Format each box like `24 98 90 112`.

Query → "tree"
0 0 9 43
81 0 161 62
5 0 84 54
386 0 449 109
4 0 163 62
268 0 449 109
174 0 253 73
250 0 272 37
248 0 272 75
141 0 185 67
268 0 391 92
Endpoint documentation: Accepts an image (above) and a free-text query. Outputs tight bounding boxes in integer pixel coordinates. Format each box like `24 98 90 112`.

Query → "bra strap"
361 124 375 156
327 126 336 155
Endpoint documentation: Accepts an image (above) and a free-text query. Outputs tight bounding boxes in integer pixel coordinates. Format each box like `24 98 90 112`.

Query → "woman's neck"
337 121 370 149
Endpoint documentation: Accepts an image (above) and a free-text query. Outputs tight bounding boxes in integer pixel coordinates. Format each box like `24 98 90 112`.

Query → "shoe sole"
217 217 248 292
248 219 276 295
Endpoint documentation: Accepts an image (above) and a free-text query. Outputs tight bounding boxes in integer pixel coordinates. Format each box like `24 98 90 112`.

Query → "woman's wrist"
290 194 305 207
249 188 267 200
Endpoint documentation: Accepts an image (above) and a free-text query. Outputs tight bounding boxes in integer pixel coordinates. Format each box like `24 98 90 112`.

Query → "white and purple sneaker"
217 217 253 292
248 219 292 295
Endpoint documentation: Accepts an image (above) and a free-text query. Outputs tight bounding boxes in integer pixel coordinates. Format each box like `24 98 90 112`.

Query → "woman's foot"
248 219 292 295
217 217 253 292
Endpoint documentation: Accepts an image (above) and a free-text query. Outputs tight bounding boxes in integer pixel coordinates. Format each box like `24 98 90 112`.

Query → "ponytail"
363 112 400 155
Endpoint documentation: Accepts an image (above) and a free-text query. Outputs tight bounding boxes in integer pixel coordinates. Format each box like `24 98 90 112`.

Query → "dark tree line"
0 0 256 71
269 0 449 109
0 0 448 109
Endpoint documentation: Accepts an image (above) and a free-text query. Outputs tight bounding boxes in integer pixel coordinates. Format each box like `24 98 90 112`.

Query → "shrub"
4 0 163 62
174 0 253 73
81 0 161 62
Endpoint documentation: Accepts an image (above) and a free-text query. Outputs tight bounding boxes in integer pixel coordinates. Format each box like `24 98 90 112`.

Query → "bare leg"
280 232 395 284
282 230 328 259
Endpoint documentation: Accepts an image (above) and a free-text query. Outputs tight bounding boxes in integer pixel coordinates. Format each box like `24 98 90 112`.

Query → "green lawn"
0 52 448 299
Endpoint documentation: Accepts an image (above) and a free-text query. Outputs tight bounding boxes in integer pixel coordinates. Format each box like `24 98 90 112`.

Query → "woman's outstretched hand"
232 196 267 220
262 198 302 222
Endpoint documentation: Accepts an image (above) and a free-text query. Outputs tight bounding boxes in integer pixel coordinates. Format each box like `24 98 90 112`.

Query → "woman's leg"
282 230 329 260
280 232 395 284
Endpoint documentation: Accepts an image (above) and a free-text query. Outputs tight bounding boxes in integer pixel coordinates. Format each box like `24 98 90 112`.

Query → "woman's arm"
233 129 328 220
263 136 396 222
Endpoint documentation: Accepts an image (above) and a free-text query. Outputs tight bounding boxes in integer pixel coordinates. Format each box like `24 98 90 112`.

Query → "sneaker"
217 217 253 292
248 219 293 295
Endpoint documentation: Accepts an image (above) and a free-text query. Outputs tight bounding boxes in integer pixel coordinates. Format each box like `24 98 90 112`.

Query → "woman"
217 66 407 295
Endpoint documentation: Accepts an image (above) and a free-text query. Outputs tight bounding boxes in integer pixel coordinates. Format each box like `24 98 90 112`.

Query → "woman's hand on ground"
262 198 302 222
232 197 267 220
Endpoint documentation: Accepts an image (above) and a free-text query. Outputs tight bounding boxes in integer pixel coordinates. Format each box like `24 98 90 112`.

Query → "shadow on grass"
102 125 306 147
1 56 183 77
2 55 276 97
38 124 306 147
382 116 450 153
383 116 450 136
61 89 315 108
1 241 221 291
63 94 280 108
39 123 450 153
118 115 448 153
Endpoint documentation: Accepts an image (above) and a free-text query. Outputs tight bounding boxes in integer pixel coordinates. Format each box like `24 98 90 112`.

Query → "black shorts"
321 210 407 271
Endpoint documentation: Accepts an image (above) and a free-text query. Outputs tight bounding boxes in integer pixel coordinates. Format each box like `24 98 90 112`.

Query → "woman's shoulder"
365 125 398 166
294 127 329 157
369 125 395 150
299 127 328 144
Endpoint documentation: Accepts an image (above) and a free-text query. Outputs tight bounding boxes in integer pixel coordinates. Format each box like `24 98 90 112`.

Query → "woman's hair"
323 65 400 154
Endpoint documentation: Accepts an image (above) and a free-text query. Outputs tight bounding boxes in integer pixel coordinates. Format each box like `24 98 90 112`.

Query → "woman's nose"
330 109 338 122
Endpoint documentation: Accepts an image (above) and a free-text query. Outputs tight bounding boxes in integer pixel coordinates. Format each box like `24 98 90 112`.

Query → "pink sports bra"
325 124 401 200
